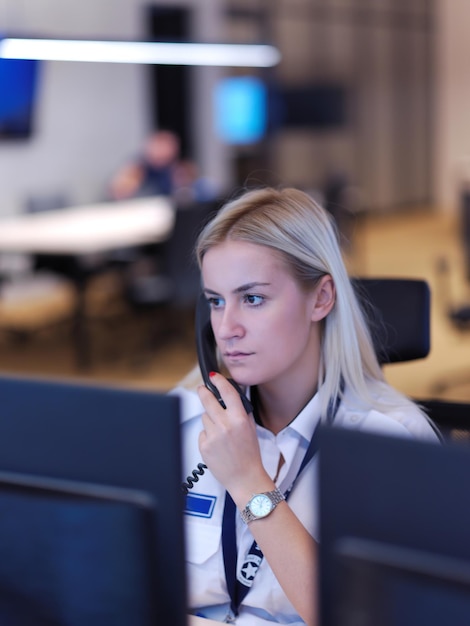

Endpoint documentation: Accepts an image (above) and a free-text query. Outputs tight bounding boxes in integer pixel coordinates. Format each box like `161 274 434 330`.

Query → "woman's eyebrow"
233 282 270 294
203 282 271 297
203 288 221 297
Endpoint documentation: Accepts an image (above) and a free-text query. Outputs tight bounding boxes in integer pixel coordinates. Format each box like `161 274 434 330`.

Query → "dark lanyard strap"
222 493 239 618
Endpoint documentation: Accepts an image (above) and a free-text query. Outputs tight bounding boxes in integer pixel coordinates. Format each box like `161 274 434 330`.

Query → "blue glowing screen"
214 76 267 145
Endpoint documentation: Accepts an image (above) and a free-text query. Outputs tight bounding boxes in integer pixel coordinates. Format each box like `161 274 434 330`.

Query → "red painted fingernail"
209 371 216 378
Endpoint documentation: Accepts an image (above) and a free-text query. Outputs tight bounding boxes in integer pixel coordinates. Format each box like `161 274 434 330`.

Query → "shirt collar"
248 386 323 444
285 391 323 442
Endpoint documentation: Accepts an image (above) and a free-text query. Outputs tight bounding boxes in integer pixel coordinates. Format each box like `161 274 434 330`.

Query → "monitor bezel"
0 374 185 626
319 427 470 626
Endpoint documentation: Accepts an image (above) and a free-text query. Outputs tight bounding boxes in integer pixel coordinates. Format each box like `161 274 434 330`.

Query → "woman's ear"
311 275 336 322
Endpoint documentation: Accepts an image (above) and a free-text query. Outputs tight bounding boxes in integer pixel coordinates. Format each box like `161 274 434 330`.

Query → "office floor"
0 206 469 402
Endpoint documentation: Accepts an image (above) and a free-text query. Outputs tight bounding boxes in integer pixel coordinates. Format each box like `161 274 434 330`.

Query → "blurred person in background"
109 130 181 200
109 130 218 204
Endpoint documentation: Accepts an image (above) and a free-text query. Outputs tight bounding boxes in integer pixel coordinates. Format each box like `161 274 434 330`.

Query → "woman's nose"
216 305 244 340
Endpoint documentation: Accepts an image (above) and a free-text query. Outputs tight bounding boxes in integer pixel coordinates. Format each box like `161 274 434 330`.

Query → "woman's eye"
207 296 224 309
244 294 264 306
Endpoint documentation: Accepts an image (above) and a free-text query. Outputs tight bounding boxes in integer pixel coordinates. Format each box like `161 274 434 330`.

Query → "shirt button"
350 414 360 423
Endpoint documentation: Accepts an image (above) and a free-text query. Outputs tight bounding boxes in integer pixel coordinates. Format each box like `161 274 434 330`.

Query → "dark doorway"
146 6 193 159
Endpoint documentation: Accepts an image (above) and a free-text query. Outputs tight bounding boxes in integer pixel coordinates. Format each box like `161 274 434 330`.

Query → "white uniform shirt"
174 383 439 625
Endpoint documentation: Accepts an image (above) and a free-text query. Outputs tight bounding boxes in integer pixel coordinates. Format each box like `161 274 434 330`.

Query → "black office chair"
353 277 470 443
423 256 470 397
20 193 125 368
426 187 470 394
24 193 108 285
352 277 431 365
434 256 470 331
123 198 221 363
414 398 470 444
0 194 79 347
323 170 358 253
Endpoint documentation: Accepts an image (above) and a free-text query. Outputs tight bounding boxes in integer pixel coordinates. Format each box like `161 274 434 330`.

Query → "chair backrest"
353 277 470 442
415 397 470 445
352 277 431 364
164 199 221 307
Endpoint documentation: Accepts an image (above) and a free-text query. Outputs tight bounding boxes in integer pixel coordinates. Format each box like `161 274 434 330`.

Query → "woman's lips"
224 351 253 362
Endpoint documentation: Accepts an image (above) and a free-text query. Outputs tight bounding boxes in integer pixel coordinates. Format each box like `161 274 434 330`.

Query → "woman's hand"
197 373 271 503
198 373 318 625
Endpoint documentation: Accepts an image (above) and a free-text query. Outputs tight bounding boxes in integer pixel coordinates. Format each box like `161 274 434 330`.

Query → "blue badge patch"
185 493 217 518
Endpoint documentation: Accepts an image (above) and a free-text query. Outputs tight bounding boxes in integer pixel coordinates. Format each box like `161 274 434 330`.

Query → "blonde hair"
193 186 392 416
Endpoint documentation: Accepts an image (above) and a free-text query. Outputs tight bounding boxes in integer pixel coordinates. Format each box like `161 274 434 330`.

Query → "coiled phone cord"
181 463 207 494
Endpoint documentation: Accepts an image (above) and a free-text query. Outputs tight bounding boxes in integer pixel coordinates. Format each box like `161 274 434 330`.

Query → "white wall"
435 0 470 213
0 0 227 215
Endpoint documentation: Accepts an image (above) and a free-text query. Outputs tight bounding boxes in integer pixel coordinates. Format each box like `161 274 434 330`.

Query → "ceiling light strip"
0 38 281 67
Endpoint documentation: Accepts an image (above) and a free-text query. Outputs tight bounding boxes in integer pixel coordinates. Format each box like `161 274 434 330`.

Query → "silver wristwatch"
240 487 285 524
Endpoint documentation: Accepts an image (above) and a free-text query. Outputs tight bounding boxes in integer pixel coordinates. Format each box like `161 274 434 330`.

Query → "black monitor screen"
319 428 470 626
0 374 185 626
0 58 39 139
277 84 347 130
334 537 470 626
0 472 158 626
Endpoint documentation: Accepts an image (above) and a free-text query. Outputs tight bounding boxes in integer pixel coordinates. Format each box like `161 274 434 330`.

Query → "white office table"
0 196 174 255
0 196 175 367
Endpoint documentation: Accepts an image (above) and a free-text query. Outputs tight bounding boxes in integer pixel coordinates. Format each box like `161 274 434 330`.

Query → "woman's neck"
252 380 318 435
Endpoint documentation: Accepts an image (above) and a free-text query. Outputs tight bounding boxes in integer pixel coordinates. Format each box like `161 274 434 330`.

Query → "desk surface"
0 196 174 255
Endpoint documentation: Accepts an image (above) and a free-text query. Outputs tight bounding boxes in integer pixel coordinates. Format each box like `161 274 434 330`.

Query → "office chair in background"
123 198 221 365
0 193 79 346
423 185 470 395
353 278 431 365
323 170 359 254
19 193 124 367
353 277 470 443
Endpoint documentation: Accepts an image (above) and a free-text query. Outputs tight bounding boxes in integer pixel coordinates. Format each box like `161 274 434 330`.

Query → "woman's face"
201 239 328 391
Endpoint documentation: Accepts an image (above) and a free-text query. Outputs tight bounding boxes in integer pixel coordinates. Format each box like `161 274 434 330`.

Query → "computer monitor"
214 76 267 145
0 58 40 140
0 471 158 626
334 536 470 626
0 374 186 626
319 427 470 626
276 83 347 130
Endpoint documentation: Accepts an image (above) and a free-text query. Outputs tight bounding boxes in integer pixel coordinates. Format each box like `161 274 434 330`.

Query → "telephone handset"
195 293 253 415
181 295 254 494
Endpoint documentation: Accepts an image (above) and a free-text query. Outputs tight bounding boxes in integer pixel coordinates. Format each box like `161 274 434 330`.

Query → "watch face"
249 494 273 518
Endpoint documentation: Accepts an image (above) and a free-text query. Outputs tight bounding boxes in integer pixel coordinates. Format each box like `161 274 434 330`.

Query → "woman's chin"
229 373 259 390
224 363 262 389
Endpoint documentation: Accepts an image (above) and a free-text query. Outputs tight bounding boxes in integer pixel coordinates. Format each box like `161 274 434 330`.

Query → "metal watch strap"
240 487 285 524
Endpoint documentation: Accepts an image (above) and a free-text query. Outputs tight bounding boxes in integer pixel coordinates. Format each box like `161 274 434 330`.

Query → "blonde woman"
174 187 439 625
